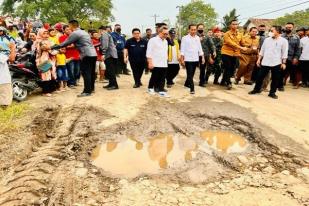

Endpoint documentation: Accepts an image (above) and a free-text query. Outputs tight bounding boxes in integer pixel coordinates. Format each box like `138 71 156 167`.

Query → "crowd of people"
0 16 309 107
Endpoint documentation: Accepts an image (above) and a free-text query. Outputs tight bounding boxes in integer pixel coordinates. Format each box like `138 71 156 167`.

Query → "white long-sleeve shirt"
180 34 204 62
260 36 288 67
146 36 168 68
300 36 309 61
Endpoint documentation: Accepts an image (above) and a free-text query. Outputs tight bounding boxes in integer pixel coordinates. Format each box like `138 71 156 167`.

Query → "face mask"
116 28 121 33
285 29 292 34
197 30 204 34
258 31 265 36
268 32 274 38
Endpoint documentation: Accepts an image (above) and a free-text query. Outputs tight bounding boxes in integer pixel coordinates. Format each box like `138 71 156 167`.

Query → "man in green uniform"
207 27 223 84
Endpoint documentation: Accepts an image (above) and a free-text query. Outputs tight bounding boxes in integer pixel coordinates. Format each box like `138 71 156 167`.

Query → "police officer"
124 28 148 88
111 24 130 75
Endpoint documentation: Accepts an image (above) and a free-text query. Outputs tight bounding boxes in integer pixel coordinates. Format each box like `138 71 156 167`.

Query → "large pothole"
89 98 306 184
0 98 307 206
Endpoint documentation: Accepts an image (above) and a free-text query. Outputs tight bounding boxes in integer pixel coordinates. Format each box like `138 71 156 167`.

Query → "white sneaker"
159 92 170 98
148 88 155 95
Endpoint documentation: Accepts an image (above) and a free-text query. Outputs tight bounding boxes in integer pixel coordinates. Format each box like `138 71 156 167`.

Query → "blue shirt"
111 32 126 52
0 35 14 56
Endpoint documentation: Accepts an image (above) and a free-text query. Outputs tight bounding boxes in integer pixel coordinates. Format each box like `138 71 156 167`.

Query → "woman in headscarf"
0 26 16 107
35 28 57 97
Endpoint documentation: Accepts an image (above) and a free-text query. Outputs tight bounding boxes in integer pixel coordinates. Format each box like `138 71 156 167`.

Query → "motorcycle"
9 51 42 101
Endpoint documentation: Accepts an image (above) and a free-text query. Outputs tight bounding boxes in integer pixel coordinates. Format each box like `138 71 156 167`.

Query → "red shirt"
92 38 103 61
59 34 80 60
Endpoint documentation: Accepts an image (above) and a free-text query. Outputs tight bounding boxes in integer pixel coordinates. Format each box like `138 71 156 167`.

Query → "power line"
237 0 282 11
239 0 309 20
238 0 300 12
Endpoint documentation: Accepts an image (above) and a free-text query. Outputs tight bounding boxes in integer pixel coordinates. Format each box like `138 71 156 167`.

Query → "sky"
111 0 309 34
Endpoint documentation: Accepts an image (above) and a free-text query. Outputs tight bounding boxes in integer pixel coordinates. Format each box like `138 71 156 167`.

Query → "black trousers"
166 64 180 85
251 65 259 82
116 51 128 74
278 60 295 88
148 67 167 92
105 57 118 87
221 54 237 85
199 56 207 85
300 60 309 86
184 61 199 92
130 61 145 85
80 56 97 93
253 65 281 94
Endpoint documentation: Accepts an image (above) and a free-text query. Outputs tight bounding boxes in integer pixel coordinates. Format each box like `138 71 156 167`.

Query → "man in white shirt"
299 27 309 87
146 26 169 97
180 24 205 94
249 26 288 99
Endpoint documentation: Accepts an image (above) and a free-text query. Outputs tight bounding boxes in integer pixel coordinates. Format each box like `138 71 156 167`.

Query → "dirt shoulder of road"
0 70 308 206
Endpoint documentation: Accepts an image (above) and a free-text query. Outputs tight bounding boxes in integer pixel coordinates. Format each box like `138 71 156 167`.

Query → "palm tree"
222 9 240 32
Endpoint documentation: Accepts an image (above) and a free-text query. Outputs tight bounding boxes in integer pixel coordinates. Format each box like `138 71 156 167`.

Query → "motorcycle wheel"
12 79 28 101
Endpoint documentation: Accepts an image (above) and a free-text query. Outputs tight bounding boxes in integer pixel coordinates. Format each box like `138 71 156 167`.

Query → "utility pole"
151 14 160 25
176 6 182 39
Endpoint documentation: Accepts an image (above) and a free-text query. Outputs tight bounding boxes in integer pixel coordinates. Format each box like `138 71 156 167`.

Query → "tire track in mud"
0 105 110 206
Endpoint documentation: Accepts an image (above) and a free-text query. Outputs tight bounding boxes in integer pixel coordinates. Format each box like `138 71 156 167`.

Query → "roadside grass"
0 103 29 133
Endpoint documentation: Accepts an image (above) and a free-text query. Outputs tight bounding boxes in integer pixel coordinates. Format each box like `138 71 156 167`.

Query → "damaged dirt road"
0 70 308 206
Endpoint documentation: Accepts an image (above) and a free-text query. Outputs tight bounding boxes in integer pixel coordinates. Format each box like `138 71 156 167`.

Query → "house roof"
243 18 274 29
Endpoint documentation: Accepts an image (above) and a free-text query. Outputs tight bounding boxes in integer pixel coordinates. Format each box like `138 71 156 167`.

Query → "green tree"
222 8 239 32
177 0 217 35
1 0 113 27
274 9 309 28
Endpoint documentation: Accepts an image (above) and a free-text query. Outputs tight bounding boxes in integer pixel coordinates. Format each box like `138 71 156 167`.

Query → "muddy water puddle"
200 131 248 153
91 131 248 178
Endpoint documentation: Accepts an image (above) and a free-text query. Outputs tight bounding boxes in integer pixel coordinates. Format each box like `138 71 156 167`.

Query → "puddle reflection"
200 130 248 153
91 131 248 178
91 134 196 178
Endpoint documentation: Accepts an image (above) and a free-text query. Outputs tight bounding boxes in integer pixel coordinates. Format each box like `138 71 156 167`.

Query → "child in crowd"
49 28 59 45
35 28 57 97
56 48 69 92
92 31 105 82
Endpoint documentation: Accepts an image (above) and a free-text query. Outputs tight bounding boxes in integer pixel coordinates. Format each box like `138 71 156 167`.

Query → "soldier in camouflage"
206 27 223 85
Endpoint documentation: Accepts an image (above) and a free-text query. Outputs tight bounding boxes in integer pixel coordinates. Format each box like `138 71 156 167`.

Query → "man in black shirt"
124 28 148 88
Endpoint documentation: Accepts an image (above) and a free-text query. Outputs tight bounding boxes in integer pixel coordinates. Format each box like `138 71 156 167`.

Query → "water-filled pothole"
91 131 248 178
